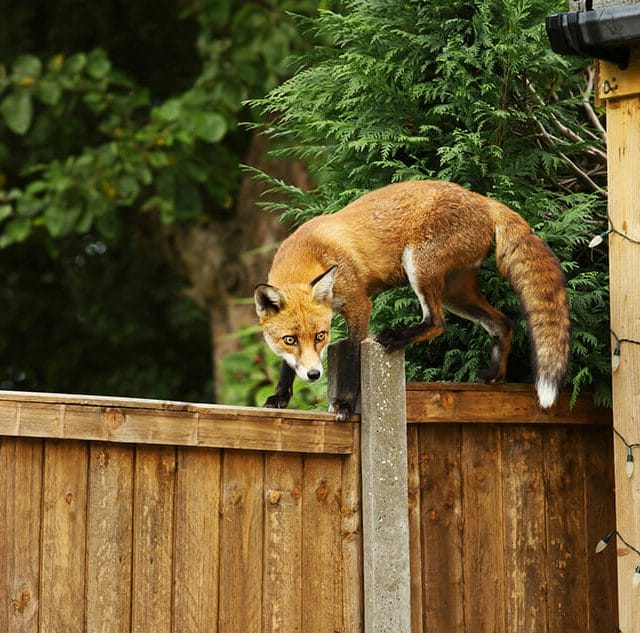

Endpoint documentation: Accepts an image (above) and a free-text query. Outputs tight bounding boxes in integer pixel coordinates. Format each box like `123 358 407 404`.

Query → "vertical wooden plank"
0 438 43 633
418 424 464 632
502 426 547 632
302 454 344 633
40 440 89 633
584 427 618 631
543 426 589 632
85 444 134 633
461 425 505 632
407 425 424 633
0 438 7 633
263 453 303 633
218 449 264 633
173 447 221 633
131 445 176 633
341 425 363 633
601 60 640 633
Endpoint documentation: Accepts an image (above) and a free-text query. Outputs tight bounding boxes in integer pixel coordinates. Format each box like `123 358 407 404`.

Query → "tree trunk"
173 132 310 401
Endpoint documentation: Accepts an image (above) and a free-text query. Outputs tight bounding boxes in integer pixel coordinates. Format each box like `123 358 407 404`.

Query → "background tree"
248 0 610 405
0 0 321 403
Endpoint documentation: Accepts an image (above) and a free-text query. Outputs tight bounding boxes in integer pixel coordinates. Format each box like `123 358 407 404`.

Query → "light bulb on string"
589 228 611 248
612 345 621 372
595 529 616 554
626 447 634 478
633 565 640 589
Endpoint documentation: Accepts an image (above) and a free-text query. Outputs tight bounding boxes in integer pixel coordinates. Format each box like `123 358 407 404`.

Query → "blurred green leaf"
189 111 227 143
1 89 33 134
13 54 42 80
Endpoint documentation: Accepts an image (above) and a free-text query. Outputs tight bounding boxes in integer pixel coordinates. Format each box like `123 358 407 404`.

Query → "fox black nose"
307 369 321 381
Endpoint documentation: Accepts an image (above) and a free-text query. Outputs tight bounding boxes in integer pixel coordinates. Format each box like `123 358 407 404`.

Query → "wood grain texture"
302 455 344 633
543 427 589 633
86 444 134 633
406 383 611 425
0 439 43 633
131 446 176 633
603 76 640 632
263 453 303 633
407 425 424 633
461 425 505 631
583 428 618 631
173 447 221 633
218 450 264 633
502 427 547 632
40 441 88 633
340 425 363 633
418 424 464 632
0 391 355 454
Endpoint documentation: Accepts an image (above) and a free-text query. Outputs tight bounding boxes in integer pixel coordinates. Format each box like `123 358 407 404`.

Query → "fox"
254 180 570 421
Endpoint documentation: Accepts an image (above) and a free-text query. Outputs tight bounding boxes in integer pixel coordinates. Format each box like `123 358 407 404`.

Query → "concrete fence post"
359 337 412 633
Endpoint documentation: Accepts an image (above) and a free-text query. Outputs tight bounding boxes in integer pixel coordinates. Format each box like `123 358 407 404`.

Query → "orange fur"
255 180 570 416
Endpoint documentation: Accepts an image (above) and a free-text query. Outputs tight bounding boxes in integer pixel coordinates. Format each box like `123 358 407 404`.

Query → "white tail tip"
536 377 559 409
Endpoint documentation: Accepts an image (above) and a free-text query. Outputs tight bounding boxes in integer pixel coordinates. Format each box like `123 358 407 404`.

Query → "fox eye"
315 331 327 343
282 335 297 346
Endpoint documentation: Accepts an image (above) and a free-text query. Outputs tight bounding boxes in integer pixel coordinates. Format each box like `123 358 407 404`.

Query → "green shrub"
251 0 610 406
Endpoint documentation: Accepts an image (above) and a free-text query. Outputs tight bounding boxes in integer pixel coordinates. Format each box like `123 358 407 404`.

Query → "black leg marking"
264 361 295 409
329 338 360 421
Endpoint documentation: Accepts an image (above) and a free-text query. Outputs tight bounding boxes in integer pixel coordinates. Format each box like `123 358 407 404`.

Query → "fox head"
254 266 337 382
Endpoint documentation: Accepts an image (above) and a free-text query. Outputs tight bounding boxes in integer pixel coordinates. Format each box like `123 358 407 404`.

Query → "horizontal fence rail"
0 391 355 454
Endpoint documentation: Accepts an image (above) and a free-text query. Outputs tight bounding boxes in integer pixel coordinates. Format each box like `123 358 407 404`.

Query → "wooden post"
598 50 640 632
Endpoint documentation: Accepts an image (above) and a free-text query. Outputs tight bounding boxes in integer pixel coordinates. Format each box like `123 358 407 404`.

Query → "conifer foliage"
253 0 610 405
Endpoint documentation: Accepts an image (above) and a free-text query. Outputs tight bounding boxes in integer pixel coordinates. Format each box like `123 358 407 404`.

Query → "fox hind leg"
443 269 513 383
376 246 446 351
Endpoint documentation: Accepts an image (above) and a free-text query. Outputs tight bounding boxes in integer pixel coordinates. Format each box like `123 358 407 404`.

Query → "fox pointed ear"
310 265 337 304
254 284 285 318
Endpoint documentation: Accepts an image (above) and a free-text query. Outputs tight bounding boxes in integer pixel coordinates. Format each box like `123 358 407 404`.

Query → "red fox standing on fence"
254 180 570 421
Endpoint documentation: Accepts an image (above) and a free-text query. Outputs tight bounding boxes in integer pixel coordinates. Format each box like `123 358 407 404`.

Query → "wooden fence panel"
86 444 134 633
409 419 618 633
0 438 42 633
263 453 303 633
173 447 221 633
40 441 88 633
418 424 464 632
0 388 617 633
302 455 345 633
131 446 176 633
502 426 547 632
461 425 505 632
543 426 588 633
218 449 265 632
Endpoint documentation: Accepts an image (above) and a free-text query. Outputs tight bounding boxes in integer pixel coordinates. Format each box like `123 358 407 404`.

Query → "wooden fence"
0 392 361 633
0 378 617 632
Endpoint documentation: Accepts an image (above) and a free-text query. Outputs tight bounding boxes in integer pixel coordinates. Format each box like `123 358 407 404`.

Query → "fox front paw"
264 393 291 409
328 399 354 422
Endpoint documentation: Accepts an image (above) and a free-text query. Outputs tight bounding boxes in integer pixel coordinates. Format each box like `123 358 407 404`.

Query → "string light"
589 228 611 248
610 329 640 373
626 446 634 478
595 528 616 553
588 217 640 248
633 566 640 590
586 218 640 620
613 429 640 478
595 529 640 589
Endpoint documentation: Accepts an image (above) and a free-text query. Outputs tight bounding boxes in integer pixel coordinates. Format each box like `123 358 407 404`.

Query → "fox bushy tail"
494 211 570 408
